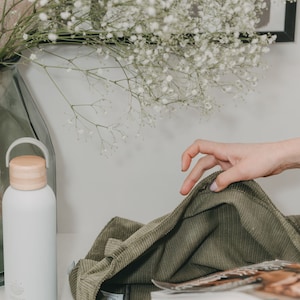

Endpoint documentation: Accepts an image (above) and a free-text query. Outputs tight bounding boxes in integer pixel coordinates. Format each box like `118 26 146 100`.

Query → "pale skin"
180 138 300 195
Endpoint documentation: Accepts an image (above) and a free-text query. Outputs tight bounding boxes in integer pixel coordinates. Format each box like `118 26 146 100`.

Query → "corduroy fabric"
69 172 300 300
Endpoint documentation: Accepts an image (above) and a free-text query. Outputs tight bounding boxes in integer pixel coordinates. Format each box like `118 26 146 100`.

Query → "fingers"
180 139 230 195
181 142 200 172
181 139 220 171
180 155 219 195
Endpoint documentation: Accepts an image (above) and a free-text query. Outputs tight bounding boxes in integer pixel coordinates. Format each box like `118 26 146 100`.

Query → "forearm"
276 138 300 171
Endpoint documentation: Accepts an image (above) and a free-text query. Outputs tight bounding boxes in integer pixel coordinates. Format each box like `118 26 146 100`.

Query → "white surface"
151 290 261 300
0 233 96 300
0 234 267 300
16 4 300 236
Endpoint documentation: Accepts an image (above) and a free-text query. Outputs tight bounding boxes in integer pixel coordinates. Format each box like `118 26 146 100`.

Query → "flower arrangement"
0 0 296 152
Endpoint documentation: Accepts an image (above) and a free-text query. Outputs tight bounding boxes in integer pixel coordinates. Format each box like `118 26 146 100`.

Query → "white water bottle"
2 137 57 300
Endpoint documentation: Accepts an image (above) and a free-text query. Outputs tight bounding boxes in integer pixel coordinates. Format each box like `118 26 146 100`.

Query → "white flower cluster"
86 0 275 113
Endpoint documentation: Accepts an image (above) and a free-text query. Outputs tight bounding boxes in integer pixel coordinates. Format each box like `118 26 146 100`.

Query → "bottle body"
2 185 57 300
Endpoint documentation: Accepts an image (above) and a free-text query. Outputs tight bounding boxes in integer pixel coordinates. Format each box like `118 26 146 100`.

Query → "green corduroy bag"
69 172 300 300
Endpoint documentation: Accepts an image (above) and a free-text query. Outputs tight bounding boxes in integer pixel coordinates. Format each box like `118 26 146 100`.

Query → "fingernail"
210 181 218 192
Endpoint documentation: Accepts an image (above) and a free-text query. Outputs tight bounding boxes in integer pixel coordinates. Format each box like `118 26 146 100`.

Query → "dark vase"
0 61 56 286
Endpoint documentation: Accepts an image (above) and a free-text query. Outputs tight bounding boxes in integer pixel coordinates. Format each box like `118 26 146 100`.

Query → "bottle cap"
6 137 50 191
9 155 47 190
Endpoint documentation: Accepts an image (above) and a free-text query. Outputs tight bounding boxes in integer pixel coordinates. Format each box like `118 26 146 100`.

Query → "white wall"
19 4 300 236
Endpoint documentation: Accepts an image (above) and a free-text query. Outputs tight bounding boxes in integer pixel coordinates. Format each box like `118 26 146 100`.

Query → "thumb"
210 168 243 192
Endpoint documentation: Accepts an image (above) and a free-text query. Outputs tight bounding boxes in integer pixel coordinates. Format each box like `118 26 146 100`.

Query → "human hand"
180 139 300 195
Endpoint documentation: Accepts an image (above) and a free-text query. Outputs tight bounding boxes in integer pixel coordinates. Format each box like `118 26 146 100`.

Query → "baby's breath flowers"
0 0 296 151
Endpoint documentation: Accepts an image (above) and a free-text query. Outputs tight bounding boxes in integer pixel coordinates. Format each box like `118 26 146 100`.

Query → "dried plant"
0 0 295 152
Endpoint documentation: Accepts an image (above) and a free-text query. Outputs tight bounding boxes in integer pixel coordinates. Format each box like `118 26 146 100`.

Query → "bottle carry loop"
5 137 50 168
